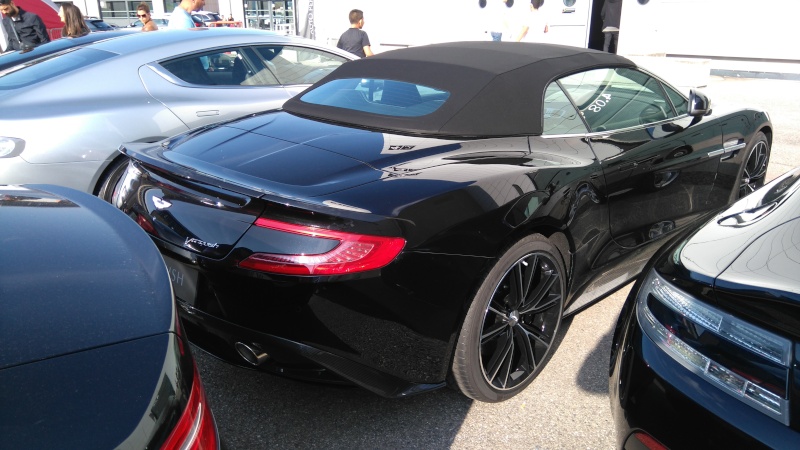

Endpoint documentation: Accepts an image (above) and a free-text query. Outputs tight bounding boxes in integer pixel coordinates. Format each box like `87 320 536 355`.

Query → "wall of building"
310 0 797 63
56 0 798 65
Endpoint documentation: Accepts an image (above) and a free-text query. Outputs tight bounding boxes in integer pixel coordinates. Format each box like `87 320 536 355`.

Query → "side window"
559 67 676 132
662 83 689 116
253 45 349 86
542 82 587 135
160 48 269 87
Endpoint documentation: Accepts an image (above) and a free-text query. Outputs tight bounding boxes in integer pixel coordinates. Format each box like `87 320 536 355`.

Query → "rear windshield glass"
299 78 450 117
0 48 116 90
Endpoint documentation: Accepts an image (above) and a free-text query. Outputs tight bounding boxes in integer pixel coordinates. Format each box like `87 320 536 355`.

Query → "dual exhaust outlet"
234 342 270 366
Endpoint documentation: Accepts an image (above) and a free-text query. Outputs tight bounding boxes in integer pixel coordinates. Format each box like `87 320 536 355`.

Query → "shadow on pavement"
195 349 473 449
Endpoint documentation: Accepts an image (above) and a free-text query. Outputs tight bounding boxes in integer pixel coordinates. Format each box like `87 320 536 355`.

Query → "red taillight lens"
631 432 668 450
161 365 218 450
239 218 405 275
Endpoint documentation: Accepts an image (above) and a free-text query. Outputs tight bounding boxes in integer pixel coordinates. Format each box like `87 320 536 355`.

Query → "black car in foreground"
0 185 219 449
610 167 800 449
113 41 771 402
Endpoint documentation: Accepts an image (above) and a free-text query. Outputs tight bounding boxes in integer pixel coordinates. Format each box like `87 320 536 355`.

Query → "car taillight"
636 271 792 425
239 218 405 275
630 432 668 450
160 365 218 450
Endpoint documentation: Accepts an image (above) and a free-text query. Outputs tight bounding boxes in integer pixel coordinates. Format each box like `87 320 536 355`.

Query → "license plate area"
162 255 199 304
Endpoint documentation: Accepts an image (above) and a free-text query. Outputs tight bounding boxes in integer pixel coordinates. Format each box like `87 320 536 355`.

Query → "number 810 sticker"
587 94 611 113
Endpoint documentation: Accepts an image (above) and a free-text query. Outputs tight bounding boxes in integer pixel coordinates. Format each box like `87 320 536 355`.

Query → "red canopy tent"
9 0 63 39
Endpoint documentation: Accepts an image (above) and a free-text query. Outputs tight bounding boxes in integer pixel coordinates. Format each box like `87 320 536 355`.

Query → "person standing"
601 0 622 54
0 0 50 51
514 0 548 42
0 13 10 52
59 3 89 38
480 0 513 41
336 9 373 58
137 2 158 32
168 0 204 29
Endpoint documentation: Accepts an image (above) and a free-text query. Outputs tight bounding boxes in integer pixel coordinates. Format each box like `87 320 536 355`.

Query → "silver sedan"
0 28 354 199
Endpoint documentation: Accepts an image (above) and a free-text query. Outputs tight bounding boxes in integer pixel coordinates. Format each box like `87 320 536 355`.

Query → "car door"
140 44 350 129
558 67 723 252
538 77 614 304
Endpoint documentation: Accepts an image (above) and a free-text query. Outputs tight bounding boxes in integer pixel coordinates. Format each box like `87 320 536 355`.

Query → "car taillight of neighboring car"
239 218 405 276
636 270 792 425
160 365 218 450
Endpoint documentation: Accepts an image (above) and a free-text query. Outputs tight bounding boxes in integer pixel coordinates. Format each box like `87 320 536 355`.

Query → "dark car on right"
610 167 800 449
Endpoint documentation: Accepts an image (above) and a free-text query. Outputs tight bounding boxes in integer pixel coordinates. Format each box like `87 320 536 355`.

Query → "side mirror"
689 89 712 116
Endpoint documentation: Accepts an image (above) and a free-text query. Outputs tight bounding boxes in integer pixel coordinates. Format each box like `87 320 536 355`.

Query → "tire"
451 234 566 402
96 157 130 202
738 131 770 199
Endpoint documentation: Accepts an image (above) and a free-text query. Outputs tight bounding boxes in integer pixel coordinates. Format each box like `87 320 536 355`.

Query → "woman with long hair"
59 3 90 38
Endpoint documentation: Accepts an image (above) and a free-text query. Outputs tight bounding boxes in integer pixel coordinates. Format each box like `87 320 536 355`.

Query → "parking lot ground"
195 75 800 450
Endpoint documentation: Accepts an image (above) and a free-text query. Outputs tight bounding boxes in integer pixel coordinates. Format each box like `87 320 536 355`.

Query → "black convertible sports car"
610 167 800 449
112 42 772 402
0 185 219 448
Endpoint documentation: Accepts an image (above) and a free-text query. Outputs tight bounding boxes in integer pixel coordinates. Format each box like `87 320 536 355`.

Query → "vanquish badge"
185 237 220 249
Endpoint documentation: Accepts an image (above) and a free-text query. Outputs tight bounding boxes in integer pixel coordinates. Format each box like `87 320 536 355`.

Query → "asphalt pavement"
194 75 800 449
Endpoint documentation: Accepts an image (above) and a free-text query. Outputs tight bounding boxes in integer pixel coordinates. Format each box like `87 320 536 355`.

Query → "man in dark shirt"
0 0 50 51
336 9 373 58
601 0 622 54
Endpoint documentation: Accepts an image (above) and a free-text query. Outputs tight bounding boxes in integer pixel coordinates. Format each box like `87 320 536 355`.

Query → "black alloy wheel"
739 131 770 198
452 234 565 402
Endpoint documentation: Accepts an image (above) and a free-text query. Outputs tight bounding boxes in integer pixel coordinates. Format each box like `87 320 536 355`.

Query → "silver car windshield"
0 48 116 90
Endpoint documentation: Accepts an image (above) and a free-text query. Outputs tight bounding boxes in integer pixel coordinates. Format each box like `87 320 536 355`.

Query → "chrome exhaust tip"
234 342 270 366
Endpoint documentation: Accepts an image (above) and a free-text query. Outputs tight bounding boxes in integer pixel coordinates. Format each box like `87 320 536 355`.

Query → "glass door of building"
244 0 294 34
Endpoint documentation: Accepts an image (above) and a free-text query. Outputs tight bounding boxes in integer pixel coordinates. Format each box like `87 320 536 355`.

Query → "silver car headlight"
0 137 25 158
636 270 792 425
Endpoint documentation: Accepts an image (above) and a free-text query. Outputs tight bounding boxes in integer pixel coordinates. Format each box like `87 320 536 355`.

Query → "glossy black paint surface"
609 168 800 449
115 64 772 397
1 185 173 367
0 185 203 448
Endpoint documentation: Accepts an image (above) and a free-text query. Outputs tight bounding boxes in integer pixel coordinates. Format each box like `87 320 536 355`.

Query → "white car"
0 28 354 199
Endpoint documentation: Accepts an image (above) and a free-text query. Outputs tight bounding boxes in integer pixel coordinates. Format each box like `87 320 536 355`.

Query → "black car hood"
0 334 173 449
158 111 529 198
0 185 174 370
679 167 800 301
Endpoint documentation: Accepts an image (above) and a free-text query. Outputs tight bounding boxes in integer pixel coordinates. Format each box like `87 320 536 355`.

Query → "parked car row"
1 28 797 449
84 17 117 31
0 28 354 199
109 40 780 406
127 11 223 29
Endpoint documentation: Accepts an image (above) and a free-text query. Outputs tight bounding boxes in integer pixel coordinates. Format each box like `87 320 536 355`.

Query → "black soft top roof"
283 41 636 137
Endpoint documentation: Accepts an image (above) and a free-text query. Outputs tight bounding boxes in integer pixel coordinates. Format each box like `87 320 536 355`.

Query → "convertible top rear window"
300 78 450 117
0 48 116 90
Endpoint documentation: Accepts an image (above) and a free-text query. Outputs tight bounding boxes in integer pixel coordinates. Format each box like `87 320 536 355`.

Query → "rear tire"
96 157 129 202
738 131 770 199
451 234 566 402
